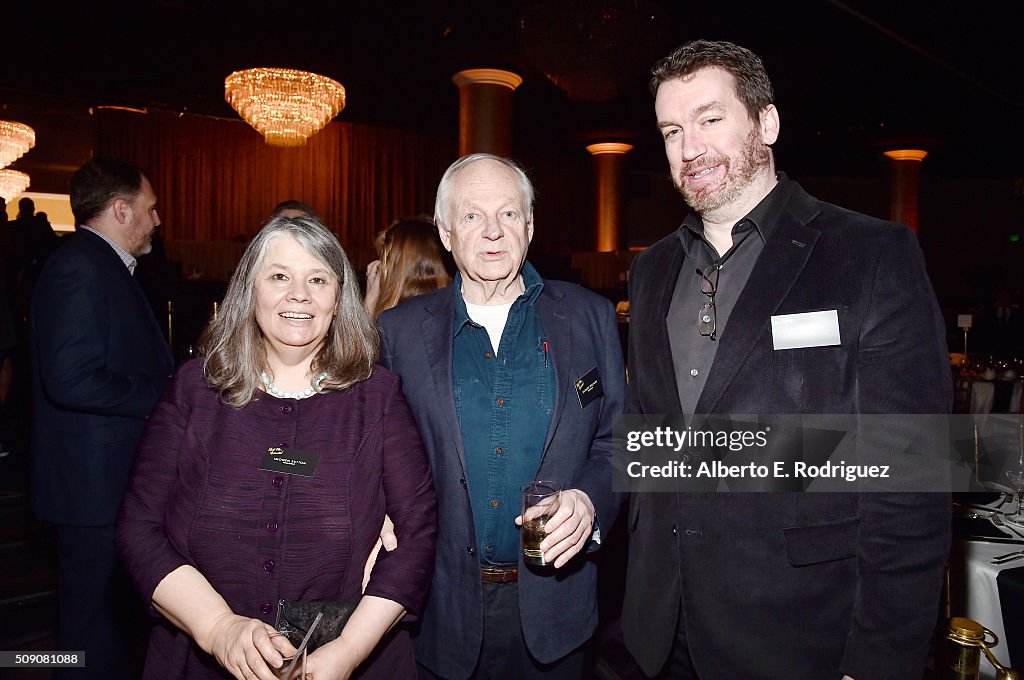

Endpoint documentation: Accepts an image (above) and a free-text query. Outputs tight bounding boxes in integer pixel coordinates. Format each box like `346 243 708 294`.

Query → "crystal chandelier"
224 68 346 147
0 120 36 169
0 169 30 201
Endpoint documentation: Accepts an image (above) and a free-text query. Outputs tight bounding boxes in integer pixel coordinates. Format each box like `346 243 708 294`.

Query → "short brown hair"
69 157 146 225
271 199 318 220
651 40 774 122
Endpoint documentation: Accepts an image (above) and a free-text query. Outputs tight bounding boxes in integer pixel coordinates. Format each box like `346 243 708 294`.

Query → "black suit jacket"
30 228 173 526
622 180 952 680
378 279 625 679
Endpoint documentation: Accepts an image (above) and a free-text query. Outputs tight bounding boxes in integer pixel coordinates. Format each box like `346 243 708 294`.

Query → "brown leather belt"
480 564 518 583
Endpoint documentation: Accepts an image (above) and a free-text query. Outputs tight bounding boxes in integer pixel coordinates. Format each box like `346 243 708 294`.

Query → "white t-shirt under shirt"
464 301 513 354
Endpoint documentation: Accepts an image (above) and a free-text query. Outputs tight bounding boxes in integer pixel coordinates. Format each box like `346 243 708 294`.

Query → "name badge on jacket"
771 310 841 350
575 367 603 408
259 446 320 477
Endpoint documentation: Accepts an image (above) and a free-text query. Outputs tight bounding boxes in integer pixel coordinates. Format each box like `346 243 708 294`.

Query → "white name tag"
771 310 841 350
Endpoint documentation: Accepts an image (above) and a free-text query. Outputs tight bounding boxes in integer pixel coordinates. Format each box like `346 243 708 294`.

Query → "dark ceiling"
3 0 1021 180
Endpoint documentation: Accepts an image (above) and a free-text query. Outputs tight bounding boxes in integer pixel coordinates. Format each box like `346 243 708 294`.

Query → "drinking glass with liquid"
521 481 561 566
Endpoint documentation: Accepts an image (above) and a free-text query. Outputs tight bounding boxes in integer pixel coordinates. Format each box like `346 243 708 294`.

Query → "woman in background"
364 218 451 318
117 216 436 680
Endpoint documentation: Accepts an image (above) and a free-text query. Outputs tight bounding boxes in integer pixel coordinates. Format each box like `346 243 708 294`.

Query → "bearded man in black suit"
621 40 951 680
30 158 173 678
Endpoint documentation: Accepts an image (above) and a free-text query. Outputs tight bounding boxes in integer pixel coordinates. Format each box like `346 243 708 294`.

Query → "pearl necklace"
261 371 328 400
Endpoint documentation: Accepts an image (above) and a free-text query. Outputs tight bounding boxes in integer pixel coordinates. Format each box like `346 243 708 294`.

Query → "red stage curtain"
93 108 456 255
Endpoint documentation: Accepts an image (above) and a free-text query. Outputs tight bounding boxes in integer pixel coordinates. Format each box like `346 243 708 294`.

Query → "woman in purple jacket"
117 216 436 680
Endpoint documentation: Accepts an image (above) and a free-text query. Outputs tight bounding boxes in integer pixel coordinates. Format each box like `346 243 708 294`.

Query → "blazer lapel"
421 294 469 477
695 194 822 415
537 286 571 460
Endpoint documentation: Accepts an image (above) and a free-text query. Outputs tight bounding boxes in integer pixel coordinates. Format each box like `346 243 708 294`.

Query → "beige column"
586 142 633 252
883 149 928 234
451 69 522 156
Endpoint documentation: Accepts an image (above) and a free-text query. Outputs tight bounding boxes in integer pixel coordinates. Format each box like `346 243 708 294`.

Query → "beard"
131 229 155 257
674 128 772 215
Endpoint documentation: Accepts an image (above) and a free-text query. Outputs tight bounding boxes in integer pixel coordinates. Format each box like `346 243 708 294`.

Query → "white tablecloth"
949 535 1024 677
972 380 1023 414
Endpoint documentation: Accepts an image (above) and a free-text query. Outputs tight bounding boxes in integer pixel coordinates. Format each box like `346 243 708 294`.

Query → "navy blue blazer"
378 278 625 679
622 180 952 680
30 228 173 526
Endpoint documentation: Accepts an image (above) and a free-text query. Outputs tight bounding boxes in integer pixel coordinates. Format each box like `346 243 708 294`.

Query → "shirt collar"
452 261 545 337
78 224 138 272
677 173 795 258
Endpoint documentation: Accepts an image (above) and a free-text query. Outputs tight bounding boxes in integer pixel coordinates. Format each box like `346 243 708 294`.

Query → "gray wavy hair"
199 216 378 406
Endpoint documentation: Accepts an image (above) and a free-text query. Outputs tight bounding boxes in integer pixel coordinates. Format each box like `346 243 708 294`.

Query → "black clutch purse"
274 599 358 653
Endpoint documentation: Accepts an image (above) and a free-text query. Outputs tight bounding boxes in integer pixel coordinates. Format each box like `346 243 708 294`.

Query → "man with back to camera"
621 40 951 679
30 157 173 678
377 153 625 679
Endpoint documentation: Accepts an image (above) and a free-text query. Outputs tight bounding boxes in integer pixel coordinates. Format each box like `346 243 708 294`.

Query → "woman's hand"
206 612 296 680
301 638 359 680
152 565 295 680
300 596 405 680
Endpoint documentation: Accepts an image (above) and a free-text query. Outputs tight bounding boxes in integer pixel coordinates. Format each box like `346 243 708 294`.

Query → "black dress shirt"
667 176 796 415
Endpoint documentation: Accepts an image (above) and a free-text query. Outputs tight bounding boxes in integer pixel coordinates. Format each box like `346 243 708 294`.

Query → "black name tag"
575 367 603 409
259 446 321 477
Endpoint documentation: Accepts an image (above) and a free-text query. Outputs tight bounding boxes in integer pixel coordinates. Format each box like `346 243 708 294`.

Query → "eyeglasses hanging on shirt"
696 230 754 341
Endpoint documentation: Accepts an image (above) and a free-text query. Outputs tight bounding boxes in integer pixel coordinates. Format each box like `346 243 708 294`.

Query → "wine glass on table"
1006 421 1024 522
1006 461 1024 523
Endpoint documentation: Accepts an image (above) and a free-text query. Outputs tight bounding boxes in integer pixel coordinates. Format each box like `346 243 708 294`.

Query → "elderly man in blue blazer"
622 41 951 680
378 153 625 680
30 158 173 678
